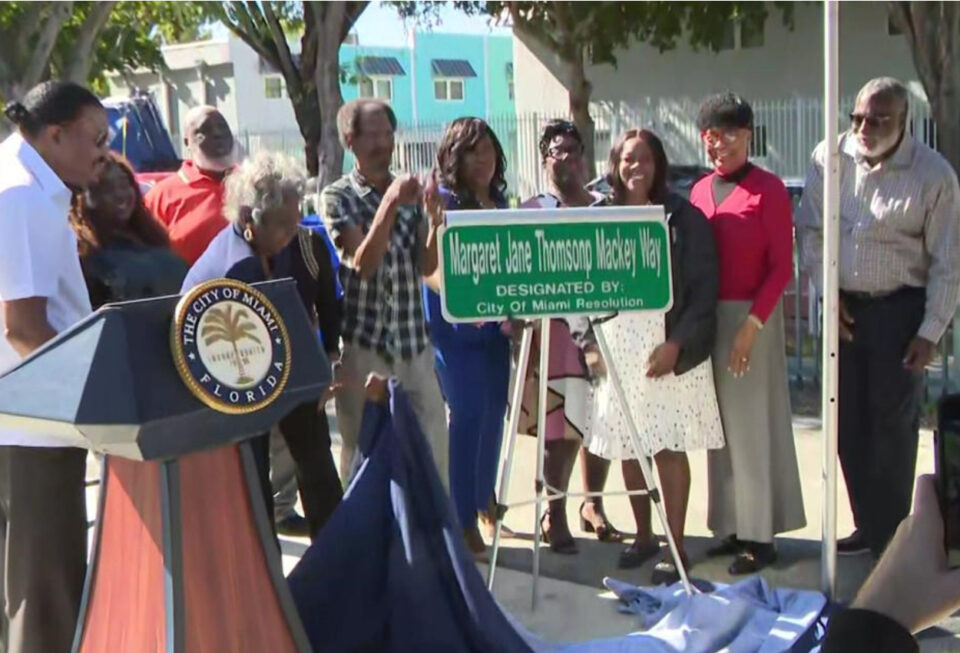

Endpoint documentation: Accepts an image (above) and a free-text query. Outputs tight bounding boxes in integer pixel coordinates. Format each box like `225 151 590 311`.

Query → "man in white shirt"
0 81 109 653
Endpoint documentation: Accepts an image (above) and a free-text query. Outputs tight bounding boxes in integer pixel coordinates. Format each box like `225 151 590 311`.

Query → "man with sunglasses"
797 77 960 559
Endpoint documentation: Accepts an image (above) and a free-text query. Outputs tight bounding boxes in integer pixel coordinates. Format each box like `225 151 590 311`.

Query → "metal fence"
237 93 958 396
237 93 937 196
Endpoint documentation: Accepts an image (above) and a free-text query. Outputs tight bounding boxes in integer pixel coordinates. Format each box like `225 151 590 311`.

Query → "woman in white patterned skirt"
585 129 724 585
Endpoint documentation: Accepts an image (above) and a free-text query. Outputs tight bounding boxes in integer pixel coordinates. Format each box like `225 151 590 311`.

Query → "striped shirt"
796 132 960 342
321 170 429 362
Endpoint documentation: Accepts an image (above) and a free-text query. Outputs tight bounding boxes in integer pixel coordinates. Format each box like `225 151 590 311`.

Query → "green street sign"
439 206 673 322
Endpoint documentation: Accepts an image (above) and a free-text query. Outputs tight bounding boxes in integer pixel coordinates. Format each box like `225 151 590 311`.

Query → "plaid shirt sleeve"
414 205 429 273
320 185 358 246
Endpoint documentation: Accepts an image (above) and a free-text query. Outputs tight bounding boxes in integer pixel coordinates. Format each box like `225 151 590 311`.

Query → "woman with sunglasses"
689 93 805 575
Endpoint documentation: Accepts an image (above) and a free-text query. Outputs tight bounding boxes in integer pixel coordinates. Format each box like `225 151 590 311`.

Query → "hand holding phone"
936 394 960 567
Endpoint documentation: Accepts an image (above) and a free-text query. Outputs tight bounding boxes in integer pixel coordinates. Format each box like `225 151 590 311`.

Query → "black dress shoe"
650 554 691 586
706 534 744 557
837 530 870 556
276 512 311 537
728 543 777 576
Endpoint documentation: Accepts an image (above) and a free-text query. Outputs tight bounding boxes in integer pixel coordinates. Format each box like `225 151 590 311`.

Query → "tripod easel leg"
531 317 551 610
487 323 535 591
593 324 694 596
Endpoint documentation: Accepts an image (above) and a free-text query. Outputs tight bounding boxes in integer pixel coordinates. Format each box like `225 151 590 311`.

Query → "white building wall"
515 3 921 114
106 39 239 151
228 36 300 135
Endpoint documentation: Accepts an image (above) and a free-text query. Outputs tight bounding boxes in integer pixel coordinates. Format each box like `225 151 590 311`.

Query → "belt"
840 286 921 301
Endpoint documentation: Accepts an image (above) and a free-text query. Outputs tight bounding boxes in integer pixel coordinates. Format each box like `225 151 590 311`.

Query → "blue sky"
353 2 510 47
210 2 509 46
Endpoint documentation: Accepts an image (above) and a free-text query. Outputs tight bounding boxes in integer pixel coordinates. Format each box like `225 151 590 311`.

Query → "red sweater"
143 161 227 266
689 166 793 323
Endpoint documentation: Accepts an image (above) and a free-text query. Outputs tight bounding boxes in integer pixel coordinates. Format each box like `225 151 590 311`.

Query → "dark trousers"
251 402 343 541
839 287 925 556
0 446 87 653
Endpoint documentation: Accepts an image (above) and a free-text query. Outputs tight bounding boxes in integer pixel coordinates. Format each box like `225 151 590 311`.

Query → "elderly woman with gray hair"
183 151 343 541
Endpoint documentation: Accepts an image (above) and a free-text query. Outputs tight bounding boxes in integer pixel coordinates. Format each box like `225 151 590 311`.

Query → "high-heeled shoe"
540 512 578 555
579 501 625 543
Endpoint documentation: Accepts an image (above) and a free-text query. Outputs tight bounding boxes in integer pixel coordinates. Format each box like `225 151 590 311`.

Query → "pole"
531 318 551 610
821 0 841 599
487 323 535 591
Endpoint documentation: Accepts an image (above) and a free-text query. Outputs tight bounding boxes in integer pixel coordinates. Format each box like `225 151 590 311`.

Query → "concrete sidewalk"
85 411 959 650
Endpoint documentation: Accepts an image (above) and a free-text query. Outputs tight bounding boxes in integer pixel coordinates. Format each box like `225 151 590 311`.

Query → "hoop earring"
243 227 253 242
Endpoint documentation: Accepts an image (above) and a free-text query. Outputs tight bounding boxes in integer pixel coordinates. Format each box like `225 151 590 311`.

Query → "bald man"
144 106 236 265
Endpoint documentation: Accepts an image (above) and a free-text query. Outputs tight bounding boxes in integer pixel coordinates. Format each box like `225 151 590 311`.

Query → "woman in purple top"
422 118 511 558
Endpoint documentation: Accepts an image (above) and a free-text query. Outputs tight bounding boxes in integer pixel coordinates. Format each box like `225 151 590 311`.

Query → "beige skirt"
707 301 806 542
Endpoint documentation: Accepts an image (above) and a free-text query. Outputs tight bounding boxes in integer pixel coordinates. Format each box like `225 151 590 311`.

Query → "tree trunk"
891 1 960 174
565 48 596 178
11 1 74 99
314 2 348 190
512 13 597 178
291 90 322 177
65 1 118 84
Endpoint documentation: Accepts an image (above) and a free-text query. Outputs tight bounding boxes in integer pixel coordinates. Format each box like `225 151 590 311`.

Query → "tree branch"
262 1 302 94
14 2 48 62
20 1 74 93
66 1 119 83
219 2 278 66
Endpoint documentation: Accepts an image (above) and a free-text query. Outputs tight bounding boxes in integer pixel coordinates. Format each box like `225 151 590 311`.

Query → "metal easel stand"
486 318 694 610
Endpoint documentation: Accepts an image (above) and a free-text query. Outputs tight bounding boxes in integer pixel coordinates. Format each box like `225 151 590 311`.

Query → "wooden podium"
0 279 328 653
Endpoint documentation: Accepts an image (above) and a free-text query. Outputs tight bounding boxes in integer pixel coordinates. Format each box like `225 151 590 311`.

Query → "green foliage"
0 2 215 98
398 1 795 66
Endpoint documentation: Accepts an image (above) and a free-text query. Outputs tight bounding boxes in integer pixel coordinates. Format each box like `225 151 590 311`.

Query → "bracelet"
747 314 764 330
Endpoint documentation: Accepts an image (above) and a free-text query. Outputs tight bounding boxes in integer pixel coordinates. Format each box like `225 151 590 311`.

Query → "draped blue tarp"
287 379 534 652
287 381 829 653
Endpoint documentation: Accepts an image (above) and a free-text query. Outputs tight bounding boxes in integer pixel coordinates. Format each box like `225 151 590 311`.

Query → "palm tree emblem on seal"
201 305 262 385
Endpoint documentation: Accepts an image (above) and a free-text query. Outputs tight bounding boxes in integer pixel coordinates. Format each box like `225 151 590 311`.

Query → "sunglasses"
700 129 744 146
850 113 893 130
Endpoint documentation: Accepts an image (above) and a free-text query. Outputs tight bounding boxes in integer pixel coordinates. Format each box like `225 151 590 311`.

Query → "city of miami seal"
171 279 291 414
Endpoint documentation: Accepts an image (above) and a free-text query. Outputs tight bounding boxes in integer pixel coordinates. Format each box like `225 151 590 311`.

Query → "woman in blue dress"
423 117 511 557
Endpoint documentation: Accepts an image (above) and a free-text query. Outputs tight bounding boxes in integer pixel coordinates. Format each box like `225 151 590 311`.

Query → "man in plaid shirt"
321 99 448 487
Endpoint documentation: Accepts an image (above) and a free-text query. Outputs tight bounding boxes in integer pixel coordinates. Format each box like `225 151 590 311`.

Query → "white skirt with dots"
585 311 725 460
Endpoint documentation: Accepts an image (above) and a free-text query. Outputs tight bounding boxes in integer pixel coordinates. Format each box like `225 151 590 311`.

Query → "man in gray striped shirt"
797 77 960 558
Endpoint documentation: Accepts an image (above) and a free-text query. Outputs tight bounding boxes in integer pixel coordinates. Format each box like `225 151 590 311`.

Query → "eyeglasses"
546 145 583 160
700 129 743 146
850 113 893 130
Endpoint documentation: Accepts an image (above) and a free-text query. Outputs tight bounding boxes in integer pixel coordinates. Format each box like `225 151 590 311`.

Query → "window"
434 78 465 101
750 124 768 158
359 76 392 100
506 63 515 101
264 76 284 99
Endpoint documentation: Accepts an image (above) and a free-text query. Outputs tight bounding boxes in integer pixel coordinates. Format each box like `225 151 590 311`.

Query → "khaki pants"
0 446 87 653
335 343 449 489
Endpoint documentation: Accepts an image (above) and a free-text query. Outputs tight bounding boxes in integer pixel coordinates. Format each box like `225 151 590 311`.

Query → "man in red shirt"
144 106 235 265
